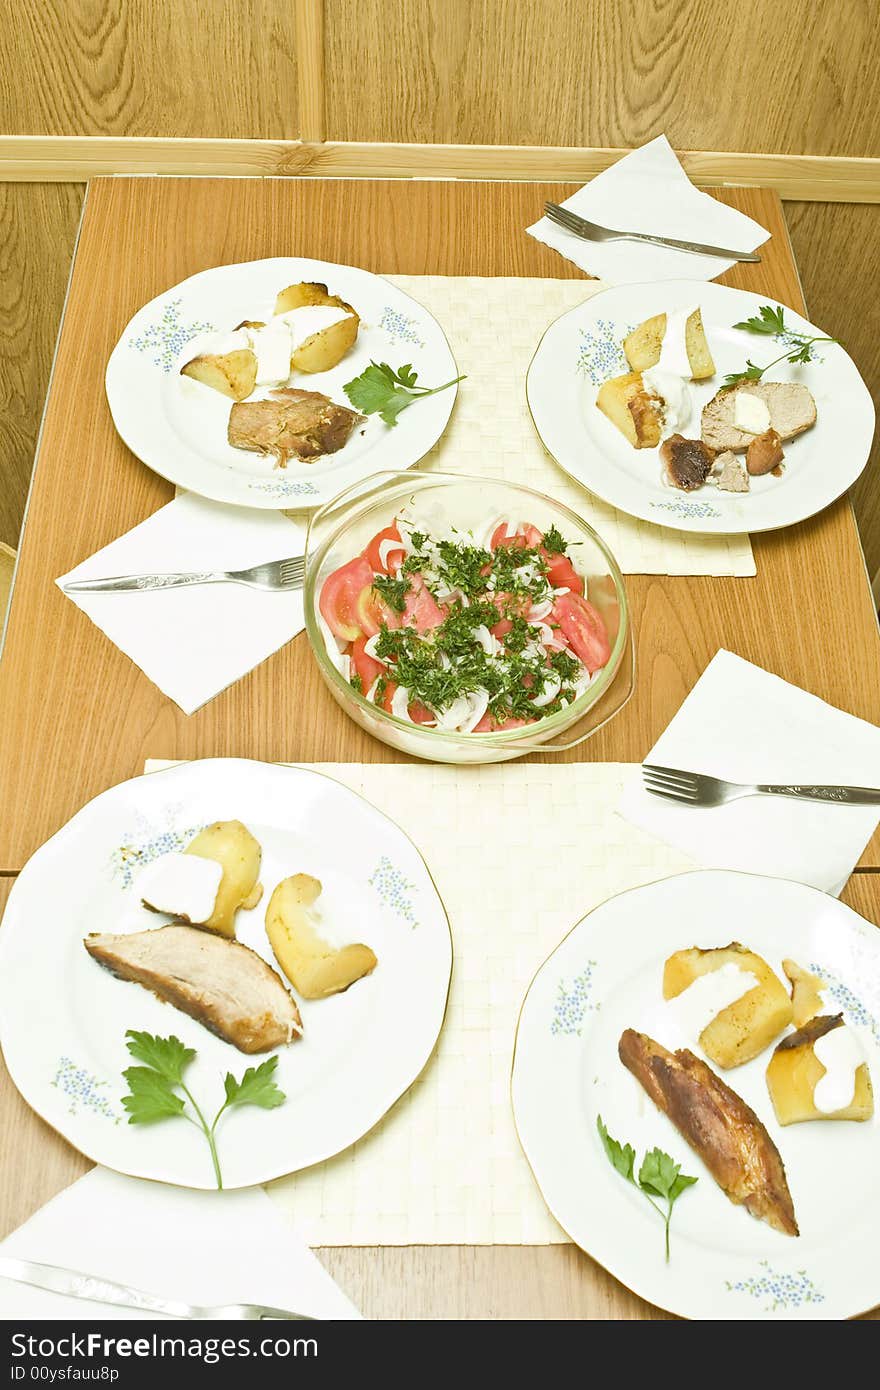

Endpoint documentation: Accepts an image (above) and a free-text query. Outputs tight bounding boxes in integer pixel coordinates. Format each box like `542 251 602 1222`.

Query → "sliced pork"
228 388 364 467
618 1029 798 1236
85 925 302 1054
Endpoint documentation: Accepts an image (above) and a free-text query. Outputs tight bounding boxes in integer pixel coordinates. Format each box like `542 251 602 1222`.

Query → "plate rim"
510 865 880 1321
0 757 454 1189
105 256 460 510
525 279 876 537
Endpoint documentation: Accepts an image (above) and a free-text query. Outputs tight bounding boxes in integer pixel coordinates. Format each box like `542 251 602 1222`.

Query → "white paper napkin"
57 493 306 715
0 1168 360 1319
619 649 880 895
527 135 770 283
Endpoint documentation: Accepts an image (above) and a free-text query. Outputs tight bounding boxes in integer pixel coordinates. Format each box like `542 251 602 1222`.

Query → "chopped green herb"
350 672 364 695
541 524 568 555
372 573 410 613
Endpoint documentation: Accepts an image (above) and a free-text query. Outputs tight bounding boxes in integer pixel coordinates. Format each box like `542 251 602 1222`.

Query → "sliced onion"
339 654 351 683
460 688 490 732
364 633 383 660
378 536 405 569
434 694 473 729
391 685 413 721
527 599 553 622
473 624 499 655
365 677 381 703
532 673 561 708
534 621 566 650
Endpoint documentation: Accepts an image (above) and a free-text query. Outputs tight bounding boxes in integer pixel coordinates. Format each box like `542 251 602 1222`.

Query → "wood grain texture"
0 182 84 548
786 201 880 592
0 178 879 874
0 2 299 139
324 0 880 156
295 0 325 142
2 139 879 202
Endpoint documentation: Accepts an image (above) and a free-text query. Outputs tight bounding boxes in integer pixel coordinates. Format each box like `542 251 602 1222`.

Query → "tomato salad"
318 516 612 734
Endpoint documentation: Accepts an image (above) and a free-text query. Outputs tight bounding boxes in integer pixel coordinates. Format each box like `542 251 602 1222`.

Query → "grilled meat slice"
618 1028 798 1236
701 382 816 454
660 434 715 491
228 388 364 467
85 925 303 1054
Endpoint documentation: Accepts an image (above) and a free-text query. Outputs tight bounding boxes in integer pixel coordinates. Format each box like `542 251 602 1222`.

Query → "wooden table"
1 178 879 1320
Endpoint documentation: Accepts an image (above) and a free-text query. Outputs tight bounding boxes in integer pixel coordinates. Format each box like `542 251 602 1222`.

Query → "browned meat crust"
85 925 303 1054
660 434 715 492
228 388 365 467
618 1028 798 1236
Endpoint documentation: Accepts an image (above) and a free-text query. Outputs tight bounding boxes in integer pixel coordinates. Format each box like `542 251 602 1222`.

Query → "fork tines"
544 202 587 234
641 764 702 804
278 557 305 585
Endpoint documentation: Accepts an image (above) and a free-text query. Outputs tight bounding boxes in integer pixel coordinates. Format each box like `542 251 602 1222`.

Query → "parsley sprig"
121 1030 286 1188
723 303 835 387
597 1116 697 1261
344 360 465 427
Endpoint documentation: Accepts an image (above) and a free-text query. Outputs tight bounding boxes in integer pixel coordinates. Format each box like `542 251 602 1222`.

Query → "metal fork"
543 202 762 263
62 555 305 595
0 1255 315 1319
642 763 880 808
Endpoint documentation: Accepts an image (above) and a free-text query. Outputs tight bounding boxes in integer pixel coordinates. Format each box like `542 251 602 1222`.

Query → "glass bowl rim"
303 470 630 745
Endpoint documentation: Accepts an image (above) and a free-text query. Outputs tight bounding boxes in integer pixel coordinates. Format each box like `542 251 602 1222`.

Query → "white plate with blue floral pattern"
526 280 874 535
0 759 451 1189
106 257 459 509
512 869 880 1320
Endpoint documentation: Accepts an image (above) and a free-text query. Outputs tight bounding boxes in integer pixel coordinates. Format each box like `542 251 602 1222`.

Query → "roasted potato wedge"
623 309 715 381
663 942 793 1069
595 371 662 449
782 959 826 1027
184 820 262 938
265 873 377 1000
274 281 360 374
766 1014 874 1124
180 349 257 402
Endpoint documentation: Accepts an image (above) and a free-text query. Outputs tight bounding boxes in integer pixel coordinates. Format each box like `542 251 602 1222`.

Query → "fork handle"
615 229 762 262
758 783 880 805
63 571 225 593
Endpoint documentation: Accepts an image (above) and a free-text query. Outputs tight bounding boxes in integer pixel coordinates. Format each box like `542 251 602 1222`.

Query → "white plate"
512 870 880 1320
106 258 459 509
526 281 875 534
0 759 452 1189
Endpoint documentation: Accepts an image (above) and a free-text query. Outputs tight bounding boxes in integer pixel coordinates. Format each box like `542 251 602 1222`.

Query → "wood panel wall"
1 0 879 584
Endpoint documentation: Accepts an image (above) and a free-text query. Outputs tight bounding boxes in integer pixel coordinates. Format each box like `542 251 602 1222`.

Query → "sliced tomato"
543 550 585 595
490 617 513 641
350 636 385 691
403 573 446 632
354 583 406 638
490 522 543 551
551 592 611 673
408 700 435 724
320 555 374 641
472 713 535 733
365 522 405 575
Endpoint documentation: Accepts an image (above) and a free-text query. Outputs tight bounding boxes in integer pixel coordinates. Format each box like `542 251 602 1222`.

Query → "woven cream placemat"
146 759 694 1244
386 275 756 577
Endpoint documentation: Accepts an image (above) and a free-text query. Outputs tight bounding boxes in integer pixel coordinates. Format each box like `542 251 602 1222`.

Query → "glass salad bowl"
304 471 634 765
